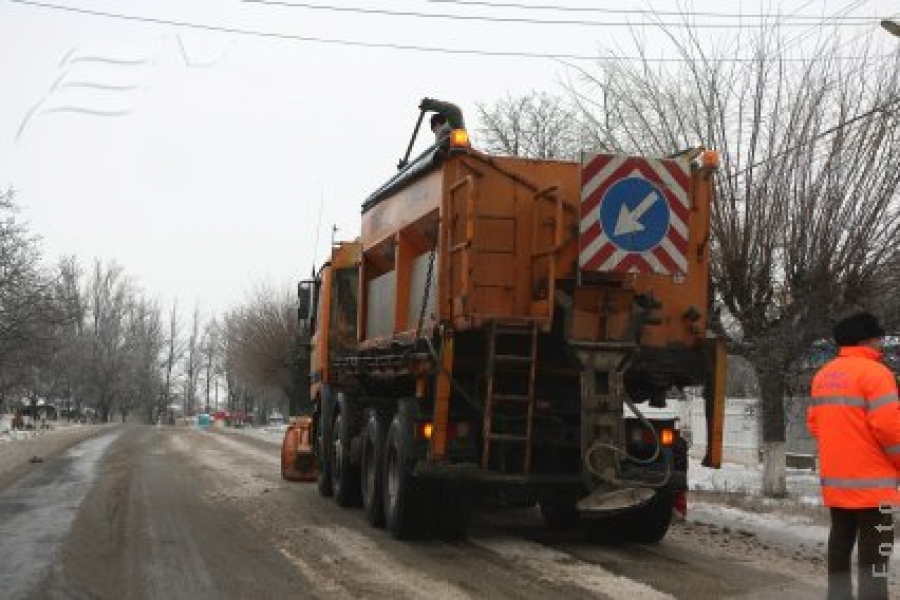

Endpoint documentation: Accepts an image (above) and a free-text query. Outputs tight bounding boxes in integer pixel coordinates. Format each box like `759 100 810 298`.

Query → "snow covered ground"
689 457 822 506
232 423 287 444
0 421 116 484
686 457 832 547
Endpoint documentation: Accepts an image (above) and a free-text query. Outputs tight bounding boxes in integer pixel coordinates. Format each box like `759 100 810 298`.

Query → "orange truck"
282 98 726 541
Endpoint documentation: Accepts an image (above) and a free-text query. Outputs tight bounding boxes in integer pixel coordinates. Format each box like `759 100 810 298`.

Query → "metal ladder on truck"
482 320 538 475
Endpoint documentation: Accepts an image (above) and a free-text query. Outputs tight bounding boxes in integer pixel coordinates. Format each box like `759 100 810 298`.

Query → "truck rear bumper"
414 460 582 485
413 460 686 490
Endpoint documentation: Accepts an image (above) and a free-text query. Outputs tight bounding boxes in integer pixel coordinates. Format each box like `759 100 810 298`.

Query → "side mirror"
297 280 314 322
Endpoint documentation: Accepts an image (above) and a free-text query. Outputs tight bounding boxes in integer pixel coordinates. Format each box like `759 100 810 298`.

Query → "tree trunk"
759 365 788 497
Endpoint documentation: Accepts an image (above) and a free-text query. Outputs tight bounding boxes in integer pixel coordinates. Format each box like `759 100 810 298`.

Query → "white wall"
683 396 761 466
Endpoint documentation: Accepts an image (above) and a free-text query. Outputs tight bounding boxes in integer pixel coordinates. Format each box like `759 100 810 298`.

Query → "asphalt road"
0 425 834 599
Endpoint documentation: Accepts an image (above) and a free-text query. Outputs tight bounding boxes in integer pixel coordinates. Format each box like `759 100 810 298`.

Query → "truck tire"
331 411 361 507
316 392 334 497
435 483 473 541
629 489 674 544
540 502 580 530
360 409 387 527
382 415 434 540
584 513 632 544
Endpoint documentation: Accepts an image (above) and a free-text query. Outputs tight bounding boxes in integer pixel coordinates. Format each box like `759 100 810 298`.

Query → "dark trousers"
828 507 893 600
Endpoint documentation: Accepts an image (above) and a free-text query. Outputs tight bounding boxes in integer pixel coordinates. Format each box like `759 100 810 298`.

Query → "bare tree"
124 297 165 423
50 256 88 420
221 313 239 413
159 301 183 423
0 190 74 409
200 318 220 414
476 91 582 159
566 27 900 495
182 304 203 416
83 261 135 422
224 283 306 421
0 195 173 424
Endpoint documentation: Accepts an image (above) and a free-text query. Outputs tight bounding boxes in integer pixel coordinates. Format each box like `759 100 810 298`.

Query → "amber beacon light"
450 129 470 148
700 150 720 169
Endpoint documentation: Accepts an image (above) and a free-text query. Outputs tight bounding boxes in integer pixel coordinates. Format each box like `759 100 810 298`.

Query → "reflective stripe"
809 394 899 412
821 477 900 489
809 396 866 408
885 445 900 455
869 393 900 412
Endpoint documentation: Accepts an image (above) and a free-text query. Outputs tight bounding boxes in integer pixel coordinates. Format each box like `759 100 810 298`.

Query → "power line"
414 0 880 22
6 0 889 64
241 0 878 29
732 97 900 177
2 0 592 60
781 0 871 52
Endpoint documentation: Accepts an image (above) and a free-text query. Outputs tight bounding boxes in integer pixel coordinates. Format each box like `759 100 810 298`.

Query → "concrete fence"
678 396 817 468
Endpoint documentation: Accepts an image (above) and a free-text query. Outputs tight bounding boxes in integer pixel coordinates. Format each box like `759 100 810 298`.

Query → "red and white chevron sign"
579 153 691 275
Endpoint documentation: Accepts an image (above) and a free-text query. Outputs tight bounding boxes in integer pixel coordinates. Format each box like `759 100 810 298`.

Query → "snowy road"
0 431 120 599
0 424 870 599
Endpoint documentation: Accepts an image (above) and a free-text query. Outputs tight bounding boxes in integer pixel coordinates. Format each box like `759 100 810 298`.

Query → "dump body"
297 112 725 541
360 150 712 352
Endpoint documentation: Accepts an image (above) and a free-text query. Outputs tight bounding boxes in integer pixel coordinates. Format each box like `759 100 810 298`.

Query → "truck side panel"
360 171 441 347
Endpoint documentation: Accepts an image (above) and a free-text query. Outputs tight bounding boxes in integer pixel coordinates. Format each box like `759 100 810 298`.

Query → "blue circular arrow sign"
599 176 671 252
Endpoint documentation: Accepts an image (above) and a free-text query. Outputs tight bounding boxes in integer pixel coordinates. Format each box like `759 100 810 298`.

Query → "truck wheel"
316 399 333 497
360 410 387 527
331 412 361 507
629 489 674 544
316 434 333 495
540 502 580 530
584 513 632 544
435 483 473 541
382 416 434 540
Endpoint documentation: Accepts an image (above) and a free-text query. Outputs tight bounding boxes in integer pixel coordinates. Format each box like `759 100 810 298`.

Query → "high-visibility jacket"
808 346 900 508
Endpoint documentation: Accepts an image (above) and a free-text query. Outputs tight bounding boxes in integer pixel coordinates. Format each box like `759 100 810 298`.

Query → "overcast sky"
1 0 896 318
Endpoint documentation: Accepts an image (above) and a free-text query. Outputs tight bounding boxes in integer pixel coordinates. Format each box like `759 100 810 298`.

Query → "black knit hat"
833 312 886 347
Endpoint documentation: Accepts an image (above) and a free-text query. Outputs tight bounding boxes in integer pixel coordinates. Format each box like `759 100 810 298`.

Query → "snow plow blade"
281 417 317 482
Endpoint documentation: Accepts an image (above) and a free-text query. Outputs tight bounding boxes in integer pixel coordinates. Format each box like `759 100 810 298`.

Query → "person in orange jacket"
809 311 900 600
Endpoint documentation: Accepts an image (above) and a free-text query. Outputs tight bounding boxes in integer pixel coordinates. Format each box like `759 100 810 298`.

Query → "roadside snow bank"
229 424 286 445
688 501 828 549
689 457 822 506
0 423 117 486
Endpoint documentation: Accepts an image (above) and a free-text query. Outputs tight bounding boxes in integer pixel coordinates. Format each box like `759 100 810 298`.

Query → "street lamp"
881 19 900 38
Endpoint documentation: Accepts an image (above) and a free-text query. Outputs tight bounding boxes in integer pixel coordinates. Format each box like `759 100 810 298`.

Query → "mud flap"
702 337 727 468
